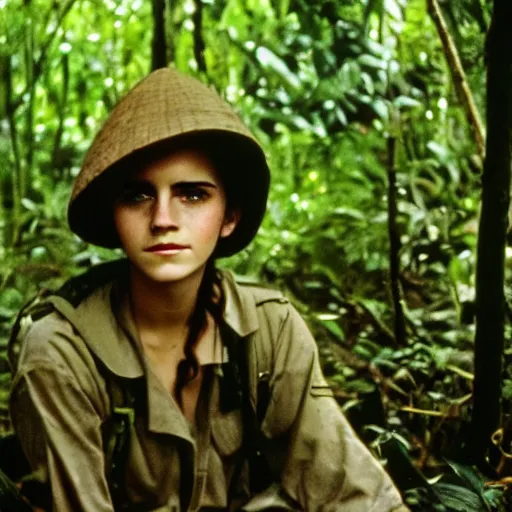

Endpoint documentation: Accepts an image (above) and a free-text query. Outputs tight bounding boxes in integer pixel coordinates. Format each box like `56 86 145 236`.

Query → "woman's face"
113 148 238 285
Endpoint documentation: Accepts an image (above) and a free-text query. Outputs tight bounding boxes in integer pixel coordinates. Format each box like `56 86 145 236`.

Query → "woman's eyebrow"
172 181 218 189
121 179 153 189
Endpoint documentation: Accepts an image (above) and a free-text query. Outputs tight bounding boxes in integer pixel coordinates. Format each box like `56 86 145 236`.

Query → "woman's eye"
180 188 209 203
130 192 152 203
118 187 153 205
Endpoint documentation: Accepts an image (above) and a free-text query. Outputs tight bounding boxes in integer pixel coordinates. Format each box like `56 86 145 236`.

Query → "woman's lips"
145 243 190 253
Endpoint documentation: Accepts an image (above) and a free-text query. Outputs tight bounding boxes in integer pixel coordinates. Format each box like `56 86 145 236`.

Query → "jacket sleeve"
9 314 114 512
249 303 408 512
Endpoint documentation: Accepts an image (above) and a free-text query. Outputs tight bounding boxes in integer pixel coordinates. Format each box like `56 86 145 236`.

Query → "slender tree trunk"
23 7 34 198
5 56 22 247
0 57 7 121
151 0 167 71
427 0 486 160
469 0 512 466
0 56 9 247
51 54 69 171
387 136 406 347
166 0 175 64
193 0 206 73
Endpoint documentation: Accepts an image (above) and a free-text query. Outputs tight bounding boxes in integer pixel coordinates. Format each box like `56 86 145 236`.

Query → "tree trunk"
166 0 175 64
387 136 406 347
5 55 22 247
469 0 512 467
151 0 167 71
51 54 69 171
193 0 206 73
23 6 34 197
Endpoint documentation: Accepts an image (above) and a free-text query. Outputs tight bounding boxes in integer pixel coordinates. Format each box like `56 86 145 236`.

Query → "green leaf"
278 0 291 18
333 207 366 221
445 461 489 502
433 482 489 512
372 98 389 120
317 318 345 341
385 0 403 21
393 95 422 109
255 46 301 90
344 379 376 394
336 107 348 126
358 53 387 70
426 141 451 163
361 71 375 95
338 61 362 92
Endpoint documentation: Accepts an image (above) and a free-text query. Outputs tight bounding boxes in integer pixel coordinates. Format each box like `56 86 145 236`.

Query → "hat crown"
71 68 255 202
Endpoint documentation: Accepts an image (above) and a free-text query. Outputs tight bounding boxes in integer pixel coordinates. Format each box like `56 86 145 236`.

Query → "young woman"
8 68 408 511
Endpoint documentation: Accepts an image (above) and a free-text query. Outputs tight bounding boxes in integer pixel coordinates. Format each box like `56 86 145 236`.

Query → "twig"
401 393 471 419
446 364 474 381
401 406 444 417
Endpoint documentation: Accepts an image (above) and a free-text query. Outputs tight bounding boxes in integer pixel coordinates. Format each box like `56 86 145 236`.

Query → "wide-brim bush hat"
68 67 270 257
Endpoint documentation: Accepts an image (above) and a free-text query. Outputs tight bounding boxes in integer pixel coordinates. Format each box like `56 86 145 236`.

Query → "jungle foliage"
1 0 511 510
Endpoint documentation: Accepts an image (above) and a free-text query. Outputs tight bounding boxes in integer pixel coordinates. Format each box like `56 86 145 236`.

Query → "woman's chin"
131 260 207 287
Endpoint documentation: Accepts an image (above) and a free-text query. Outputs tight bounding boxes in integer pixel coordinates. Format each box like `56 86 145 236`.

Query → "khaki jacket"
9 270 408 512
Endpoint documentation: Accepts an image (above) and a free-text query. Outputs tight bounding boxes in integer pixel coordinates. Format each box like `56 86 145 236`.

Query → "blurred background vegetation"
1 0 511 509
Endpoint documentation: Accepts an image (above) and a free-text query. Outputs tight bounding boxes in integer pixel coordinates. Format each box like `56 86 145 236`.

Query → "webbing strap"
237 336 273 495
102 377 153 512
221 321 273 505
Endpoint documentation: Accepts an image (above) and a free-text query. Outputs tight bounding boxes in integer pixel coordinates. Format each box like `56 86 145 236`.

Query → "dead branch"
427 0 486 160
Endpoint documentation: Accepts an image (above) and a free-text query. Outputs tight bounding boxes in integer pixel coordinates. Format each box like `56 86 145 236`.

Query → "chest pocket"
211 409 243 457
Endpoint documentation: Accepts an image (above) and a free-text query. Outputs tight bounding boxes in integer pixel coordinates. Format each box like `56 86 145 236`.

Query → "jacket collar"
64 270 259 380
220 271 260 338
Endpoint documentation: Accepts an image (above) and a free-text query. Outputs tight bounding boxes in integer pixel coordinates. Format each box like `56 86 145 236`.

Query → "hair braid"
174 260 225 407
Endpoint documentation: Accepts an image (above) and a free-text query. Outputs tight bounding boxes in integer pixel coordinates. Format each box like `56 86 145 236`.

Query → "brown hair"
174 258 225 405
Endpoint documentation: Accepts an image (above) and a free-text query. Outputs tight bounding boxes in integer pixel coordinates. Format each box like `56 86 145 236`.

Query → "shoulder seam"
239 284 289 307
255 296 289 306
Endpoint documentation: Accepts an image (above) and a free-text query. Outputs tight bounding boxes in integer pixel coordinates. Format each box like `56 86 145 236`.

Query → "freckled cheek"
114 210 145 243
192 210 226 243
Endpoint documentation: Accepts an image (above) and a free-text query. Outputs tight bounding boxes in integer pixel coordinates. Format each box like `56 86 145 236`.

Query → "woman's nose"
151 198 179 231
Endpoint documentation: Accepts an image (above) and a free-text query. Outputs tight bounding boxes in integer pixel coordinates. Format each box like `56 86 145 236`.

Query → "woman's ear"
220 209 241 238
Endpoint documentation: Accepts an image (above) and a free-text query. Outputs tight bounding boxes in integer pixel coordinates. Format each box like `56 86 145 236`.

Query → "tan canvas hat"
68 67 270 257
